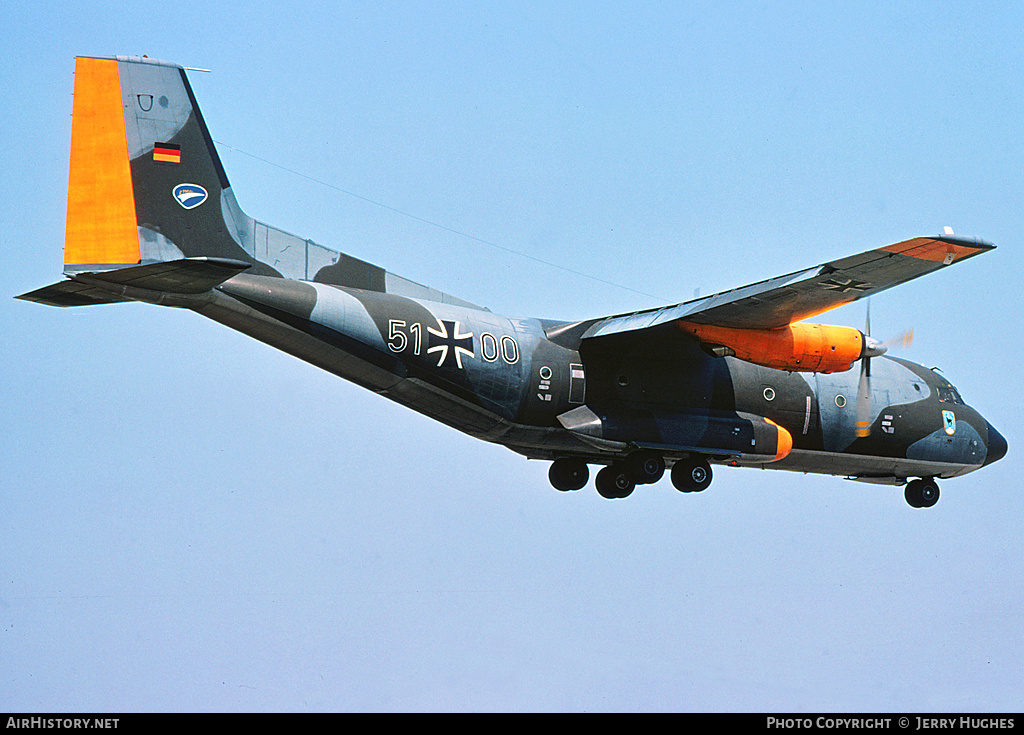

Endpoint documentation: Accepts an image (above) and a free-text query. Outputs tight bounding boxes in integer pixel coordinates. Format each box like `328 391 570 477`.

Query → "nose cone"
983 422 1008 466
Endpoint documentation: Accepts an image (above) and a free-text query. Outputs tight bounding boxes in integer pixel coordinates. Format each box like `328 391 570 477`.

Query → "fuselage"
199 273 1005 483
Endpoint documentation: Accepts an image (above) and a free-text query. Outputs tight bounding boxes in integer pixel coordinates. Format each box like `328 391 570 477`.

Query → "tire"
917 479 940 508
671 458 713 493
596 465 635 499
904 480 923 508
905 478 939 508
628 451 665 485
549 458 589 491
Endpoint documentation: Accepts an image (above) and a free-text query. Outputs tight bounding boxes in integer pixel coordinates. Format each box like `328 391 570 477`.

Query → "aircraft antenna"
214 140 670 303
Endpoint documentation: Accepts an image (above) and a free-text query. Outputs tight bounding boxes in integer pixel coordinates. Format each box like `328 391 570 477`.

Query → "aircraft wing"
580 235 995 338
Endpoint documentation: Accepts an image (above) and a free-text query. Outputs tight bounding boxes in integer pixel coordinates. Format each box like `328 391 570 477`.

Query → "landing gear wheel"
549 458 589 491
671 458 712 493
918 479 940 507
904 480 922 508
595 464 636 499
627 451 665 485
905 478 939 508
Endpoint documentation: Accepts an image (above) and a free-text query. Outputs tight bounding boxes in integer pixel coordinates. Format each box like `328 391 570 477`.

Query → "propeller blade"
861 300 886 359
883 328 914 351
862 327 914 359
855 357 872 438
853 300 911 439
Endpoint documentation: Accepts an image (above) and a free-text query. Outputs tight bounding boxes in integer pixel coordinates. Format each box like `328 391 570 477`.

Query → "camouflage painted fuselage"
184 274 1003 482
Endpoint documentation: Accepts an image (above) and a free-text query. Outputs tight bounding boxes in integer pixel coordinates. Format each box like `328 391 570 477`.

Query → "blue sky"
3 1 1022 711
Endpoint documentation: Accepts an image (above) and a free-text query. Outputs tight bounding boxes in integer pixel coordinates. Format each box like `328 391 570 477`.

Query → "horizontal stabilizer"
17 258 251 307
15 280 133 307
71 257 252 293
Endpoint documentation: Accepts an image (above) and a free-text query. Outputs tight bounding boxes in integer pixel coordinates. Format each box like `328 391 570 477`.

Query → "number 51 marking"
387 320 422 355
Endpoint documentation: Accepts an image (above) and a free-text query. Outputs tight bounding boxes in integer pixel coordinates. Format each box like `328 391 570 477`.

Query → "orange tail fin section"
64 57 140 267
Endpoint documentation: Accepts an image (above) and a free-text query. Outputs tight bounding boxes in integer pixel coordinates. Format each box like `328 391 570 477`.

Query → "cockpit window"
937 385 964 404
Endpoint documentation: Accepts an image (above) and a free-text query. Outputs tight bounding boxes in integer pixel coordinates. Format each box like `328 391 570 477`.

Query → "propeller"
854 302 914 438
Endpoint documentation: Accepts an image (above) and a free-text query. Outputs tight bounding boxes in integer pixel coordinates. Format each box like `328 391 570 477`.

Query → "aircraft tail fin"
21 55 485 310
59 55 277 276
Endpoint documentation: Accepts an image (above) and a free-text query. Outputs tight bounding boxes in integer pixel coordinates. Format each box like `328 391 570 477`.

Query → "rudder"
64 57 140 268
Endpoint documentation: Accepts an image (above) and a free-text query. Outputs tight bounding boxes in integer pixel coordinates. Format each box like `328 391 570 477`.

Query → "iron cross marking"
820 277 871 293
427 319 474 369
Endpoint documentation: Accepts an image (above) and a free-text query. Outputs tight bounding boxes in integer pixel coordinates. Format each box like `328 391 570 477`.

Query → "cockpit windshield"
937 385 964 405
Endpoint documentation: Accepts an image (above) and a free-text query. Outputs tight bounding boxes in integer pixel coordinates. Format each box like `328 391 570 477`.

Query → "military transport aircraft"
18 56 1007 507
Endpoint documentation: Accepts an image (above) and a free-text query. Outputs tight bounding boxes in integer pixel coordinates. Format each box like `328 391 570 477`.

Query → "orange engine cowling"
678 321 864 373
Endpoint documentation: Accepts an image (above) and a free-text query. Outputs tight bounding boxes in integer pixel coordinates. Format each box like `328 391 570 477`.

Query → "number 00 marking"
480 332 519 364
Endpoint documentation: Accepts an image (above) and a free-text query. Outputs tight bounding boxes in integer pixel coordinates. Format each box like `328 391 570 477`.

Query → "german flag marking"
153 142 181 164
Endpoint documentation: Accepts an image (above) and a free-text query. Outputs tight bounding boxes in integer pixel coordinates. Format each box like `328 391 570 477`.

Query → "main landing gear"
670 457 713 492
904 477 940 508
548 452 712 499
548 457 589 492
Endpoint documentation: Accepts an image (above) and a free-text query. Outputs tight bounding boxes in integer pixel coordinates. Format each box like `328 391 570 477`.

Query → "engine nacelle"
678 321 864 373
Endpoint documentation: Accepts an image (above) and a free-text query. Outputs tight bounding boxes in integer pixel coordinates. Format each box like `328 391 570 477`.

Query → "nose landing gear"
904 477 940 508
